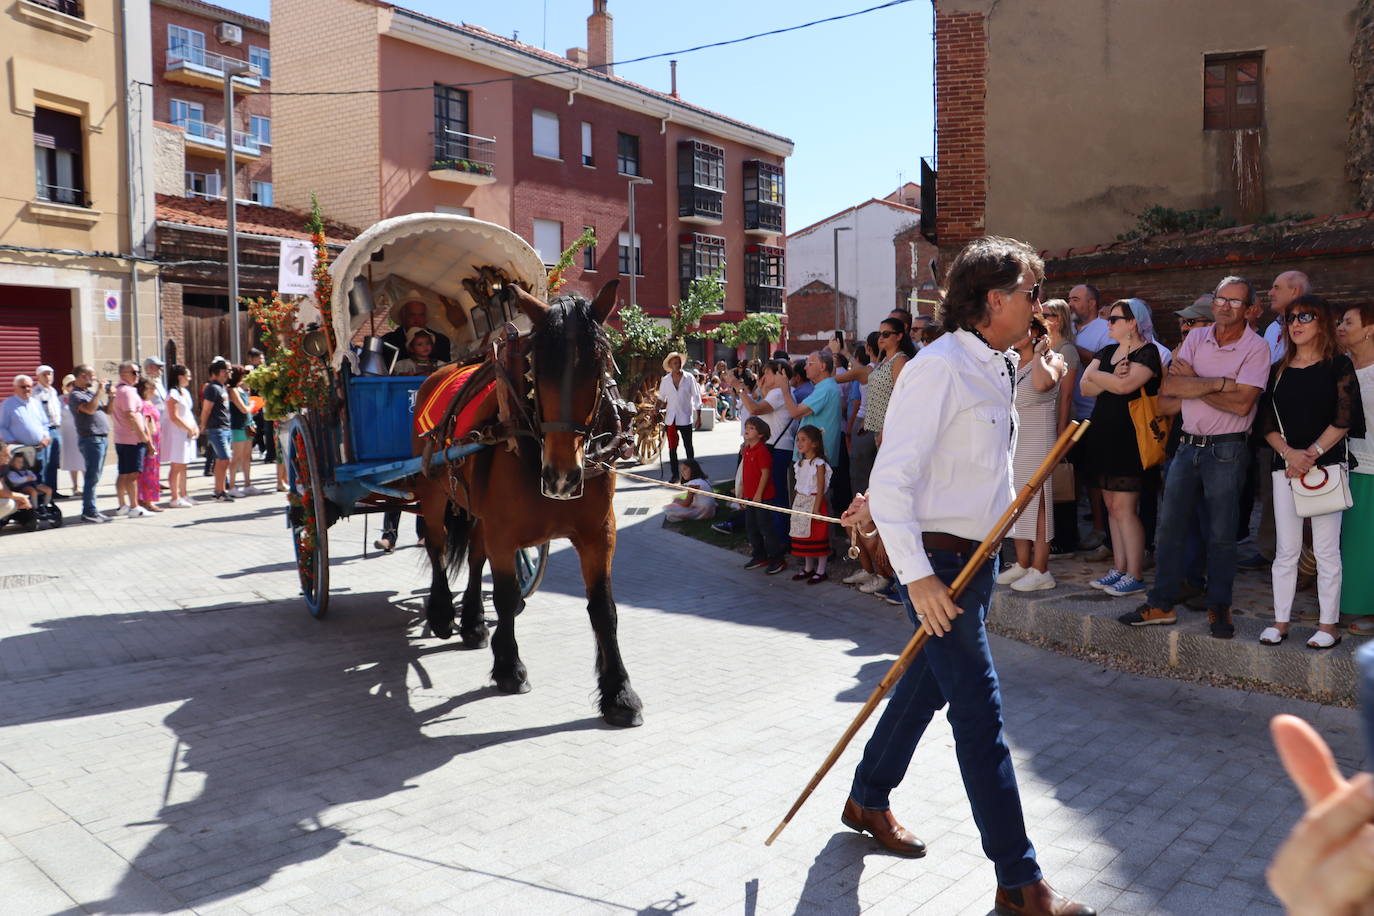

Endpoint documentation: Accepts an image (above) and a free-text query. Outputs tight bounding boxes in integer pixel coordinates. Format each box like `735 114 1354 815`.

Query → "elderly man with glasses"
0 375 53 474
1118 276 1271 637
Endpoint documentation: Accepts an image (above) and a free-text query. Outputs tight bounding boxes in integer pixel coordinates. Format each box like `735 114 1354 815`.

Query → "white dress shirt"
869 330 1017 584
657 371 702 427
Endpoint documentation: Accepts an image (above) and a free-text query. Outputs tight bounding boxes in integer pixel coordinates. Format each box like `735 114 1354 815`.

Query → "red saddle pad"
413 364 497 439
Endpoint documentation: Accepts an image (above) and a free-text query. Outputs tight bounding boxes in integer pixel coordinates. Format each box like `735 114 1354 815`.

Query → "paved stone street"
0 424 1365 915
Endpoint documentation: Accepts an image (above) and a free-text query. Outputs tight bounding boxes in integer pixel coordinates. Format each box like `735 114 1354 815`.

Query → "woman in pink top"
136 379 163 512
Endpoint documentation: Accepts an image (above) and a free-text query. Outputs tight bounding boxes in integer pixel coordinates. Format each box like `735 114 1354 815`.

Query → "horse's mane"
531 295 607 379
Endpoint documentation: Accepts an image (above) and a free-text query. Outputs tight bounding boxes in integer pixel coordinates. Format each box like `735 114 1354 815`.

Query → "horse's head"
510 279 619 499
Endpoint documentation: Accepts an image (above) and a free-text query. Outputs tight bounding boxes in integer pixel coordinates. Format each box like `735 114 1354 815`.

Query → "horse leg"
418 488 457 639
573 528 643 727
487 552 530 694
458 521 490 649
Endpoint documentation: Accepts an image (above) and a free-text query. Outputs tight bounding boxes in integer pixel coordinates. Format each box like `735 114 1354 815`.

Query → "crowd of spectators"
0 353 280 530
659 265 1374 649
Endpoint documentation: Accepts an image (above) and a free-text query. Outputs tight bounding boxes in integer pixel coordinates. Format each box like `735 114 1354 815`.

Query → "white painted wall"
786 200 921 342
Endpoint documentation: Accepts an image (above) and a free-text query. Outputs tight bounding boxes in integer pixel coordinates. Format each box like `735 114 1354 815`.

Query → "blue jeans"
770 447 792 544
1148 440 1246 609
78 435 108 517
850 549 1040 889
41 428 60 490
1164 456 1210 587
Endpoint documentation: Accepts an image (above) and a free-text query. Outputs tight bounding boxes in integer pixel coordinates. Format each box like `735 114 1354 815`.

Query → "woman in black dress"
1257 295 1364 649
1079 299 1163 598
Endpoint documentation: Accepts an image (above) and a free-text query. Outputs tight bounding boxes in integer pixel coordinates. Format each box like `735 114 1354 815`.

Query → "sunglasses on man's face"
1009 282 1042 303
1285 311 1319 325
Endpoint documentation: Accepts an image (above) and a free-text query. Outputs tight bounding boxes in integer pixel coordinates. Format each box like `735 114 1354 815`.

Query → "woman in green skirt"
1339 303 1374 634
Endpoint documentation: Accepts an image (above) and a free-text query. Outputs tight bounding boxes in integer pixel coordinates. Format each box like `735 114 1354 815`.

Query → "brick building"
151 0 271 205
785 185 938 351
270 0 793 362
929 0 1363 258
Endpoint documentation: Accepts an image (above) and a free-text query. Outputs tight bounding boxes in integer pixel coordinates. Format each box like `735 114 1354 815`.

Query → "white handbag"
1274 390 1353 518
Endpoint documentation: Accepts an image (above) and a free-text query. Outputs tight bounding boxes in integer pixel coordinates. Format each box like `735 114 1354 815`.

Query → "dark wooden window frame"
617 131 640 176
434 84 470 160
1204 52 1263 130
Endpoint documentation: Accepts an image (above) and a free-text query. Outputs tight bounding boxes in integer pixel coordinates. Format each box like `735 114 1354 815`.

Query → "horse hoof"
602 707 643 728
459 629 489 650
428 618 454 640
494 674 530 694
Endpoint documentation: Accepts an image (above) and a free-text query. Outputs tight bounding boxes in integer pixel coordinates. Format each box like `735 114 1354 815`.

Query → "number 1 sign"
277 238 317 295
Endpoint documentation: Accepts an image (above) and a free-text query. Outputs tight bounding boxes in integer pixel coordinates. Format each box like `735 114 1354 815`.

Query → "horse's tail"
443 505 473 585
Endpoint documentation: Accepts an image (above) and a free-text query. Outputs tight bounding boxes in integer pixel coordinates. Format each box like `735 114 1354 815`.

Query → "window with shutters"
581 122 594 166
617 132 640 176
1204 53 1263 130
618 232 642 277
532 109 560 160
33 108 86 207
582 226 597 271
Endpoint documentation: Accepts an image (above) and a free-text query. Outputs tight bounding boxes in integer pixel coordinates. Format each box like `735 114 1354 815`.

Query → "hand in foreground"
1267 714 1374 915
1285 449 1317 478
12 493 32 510
839 492 871 529
907 575 961 638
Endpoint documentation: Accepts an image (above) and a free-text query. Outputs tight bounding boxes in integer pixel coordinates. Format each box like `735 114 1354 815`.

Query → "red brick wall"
160 280 185 364
894 223 940 310
1045 237 1374 348
151 3 271 192
510 81 669 316
785 282 856 349
934 7 988 260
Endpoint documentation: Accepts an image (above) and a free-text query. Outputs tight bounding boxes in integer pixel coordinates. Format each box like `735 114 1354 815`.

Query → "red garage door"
0 285 75 382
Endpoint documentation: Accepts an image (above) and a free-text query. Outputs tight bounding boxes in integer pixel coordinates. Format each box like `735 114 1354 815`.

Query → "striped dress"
1010 360 1059 541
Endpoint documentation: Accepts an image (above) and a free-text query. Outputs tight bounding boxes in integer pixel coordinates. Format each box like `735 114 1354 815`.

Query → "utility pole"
223 60 253 365
832 224 852 336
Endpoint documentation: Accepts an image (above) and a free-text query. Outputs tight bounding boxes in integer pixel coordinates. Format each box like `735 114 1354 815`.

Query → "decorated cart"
278 214 552 617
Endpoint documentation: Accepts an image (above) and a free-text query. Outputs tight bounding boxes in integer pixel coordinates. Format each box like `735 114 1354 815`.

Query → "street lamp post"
626 176 653 309
832 224 853 337
223 60 254 365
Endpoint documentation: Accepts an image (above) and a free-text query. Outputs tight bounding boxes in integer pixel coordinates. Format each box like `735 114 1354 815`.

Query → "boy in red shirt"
741 416 787 574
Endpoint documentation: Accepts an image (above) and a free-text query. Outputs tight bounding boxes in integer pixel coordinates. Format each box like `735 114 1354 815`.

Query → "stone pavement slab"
0 424 1364 914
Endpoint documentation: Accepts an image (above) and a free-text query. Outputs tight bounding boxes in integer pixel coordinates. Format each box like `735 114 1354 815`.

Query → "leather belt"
1179 431 1248 448
923 531 979 554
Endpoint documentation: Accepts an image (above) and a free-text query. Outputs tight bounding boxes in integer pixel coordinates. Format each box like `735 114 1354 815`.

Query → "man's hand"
907 575 962 637
1170 358 1197 378
1267 715 1374 916
39 436 51 448
12 493 31 510
839 492 871 529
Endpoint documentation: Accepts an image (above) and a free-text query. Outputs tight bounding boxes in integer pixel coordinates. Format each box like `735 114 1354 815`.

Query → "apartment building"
151 0 271 206
0 0 158 380
271 0 793 353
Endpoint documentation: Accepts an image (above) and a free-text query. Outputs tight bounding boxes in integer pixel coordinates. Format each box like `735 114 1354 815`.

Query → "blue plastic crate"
347 375 425 462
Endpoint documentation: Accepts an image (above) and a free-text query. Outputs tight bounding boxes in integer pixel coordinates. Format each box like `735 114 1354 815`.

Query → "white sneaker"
228 487 246 498
842 569 872 585
995 563 1030 585
178 497 196 508
858 575 890 594
129 506 152 518
114 505 133 517
1011 569 1057 592
242 485 264 496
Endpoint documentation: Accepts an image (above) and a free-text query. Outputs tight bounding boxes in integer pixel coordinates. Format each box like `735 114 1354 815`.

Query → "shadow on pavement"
0 590 613 913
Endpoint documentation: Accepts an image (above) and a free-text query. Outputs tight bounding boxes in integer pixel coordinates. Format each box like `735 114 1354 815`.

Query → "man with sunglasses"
842 238 1094 916
1119 276 1270 636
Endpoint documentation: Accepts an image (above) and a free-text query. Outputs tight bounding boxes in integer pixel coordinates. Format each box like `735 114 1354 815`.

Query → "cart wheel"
516 543 549 599
286 418 330 618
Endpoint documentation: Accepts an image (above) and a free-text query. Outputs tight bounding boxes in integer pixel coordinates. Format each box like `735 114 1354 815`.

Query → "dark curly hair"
938 236 1045 334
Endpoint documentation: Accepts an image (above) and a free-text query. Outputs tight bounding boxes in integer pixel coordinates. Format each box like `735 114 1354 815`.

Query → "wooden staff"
764 419 1090 847
594 462 845 525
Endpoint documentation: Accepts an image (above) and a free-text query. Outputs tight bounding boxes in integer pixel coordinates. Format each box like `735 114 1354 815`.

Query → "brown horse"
411 280 643 727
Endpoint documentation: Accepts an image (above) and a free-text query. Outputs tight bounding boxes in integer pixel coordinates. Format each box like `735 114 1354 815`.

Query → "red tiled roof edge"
154 0 270 34
155 193 360 246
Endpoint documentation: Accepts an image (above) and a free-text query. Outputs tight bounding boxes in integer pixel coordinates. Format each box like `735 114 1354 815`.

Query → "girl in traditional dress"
135 379 163 512
789 425 833 584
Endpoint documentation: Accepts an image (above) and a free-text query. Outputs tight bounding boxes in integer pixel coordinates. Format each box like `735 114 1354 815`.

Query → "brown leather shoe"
840 798 926 857
994 880 1095 916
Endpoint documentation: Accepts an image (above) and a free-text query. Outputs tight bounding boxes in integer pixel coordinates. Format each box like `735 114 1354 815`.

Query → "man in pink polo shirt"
1118 276 1271 637
111 361 152 518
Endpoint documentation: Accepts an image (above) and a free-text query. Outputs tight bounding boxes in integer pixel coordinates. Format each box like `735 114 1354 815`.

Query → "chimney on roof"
567 47 589 68
588 0 613 75
670 60 678 98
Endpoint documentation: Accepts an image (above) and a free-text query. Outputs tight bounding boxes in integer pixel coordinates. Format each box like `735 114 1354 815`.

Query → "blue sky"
217 0 935 231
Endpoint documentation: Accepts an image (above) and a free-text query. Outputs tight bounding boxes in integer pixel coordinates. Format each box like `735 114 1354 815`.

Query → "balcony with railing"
178 119 261 160
429 129 497 185
165 44 262 92
35 182 88 207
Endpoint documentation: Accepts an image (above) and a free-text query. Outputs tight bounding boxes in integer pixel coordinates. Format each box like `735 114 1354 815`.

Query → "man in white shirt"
656 352 701 483
841 237 1094 916
32 365 64 493
1262 270 1309 364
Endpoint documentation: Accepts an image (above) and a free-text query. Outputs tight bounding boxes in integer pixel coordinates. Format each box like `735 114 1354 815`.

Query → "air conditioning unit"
215 22 243 46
